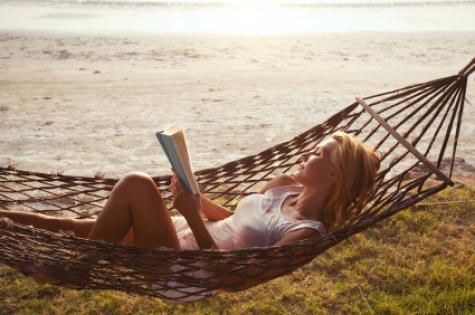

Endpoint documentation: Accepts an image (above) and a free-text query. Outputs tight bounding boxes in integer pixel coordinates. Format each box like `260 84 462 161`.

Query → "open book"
155 128 200 195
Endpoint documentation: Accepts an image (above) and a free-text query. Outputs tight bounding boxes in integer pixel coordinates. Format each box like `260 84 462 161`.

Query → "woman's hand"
171 172 219 250
171 172 201 218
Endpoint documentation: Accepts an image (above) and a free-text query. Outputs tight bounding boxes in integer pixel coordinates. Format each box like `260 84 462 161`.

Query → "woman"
0 131 380 256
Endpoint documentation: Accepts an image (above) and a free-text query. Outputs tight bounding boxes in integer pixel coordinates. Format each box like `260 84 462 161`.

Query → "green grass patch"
1 186 474 314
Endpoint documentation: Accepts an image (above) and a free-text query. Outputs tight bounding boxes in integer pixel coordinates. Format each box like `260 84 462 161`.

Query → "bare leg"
0 211 97 286
87 172 179 249
0 172 177 287
0 211 135 245
43 218 136 245
0 209 93 236
0 209 68 233
0 172 178 249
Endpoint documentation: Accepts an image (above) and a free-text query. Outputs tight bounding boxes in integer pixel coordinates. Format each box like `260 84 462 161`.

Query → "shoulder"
259 174 299 194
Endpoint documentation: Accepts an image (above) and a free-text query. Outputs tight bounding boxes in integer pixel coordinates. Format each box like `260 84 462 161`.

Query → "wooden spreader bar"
356 97 454 186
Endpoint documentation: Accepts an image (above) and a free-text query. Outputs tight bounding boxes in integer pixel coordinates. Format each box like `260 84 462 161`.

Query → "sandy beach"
1 31 474 179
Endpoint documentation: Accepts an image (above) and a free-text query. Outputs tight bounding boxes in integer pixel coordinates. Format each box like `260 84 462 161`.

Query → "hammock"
0 58 473 302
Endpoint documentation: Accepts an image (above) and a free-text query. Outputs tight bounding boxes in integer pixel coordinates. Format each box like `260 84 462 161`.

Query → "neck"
291 184 333 221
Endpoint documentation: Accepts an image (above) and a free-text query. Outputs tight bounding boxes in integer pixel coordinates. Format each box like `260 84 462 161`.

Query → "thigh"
120 227 135 245
88 172 180 249
116 172 180 249
65 218 135 245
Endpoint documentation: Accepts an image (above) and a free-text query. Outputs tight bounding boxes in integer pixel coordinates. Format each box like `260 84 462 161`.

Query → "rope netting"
0 58 473 301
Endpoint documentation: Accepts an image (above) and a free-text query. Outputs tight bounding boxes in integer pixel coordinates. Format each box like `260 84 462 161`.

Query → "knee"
117 172 156 191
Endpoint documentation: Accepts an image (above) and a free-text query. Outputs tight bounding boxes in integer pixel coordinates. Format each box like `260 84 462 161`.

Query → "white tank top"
172 185 326 250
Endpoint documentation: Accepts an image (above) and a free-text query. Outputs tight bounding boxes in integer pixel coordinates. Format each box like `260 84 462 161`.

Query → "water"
0 0 474 35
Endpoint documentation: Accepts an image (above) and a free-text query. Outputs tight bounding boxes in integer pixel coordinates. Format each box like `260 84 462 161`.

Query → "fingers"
171 183 181 197
170 172 184 199
171 172 185 191
170 171 179 186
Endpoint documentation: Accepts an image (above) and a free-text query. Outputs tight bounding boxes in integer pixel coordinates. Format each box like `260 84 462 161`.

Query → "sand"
1 31 474 179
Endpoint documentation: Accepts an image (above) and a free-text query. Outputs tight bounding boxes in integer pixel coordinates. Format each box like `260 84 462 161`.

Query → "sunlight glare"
214 0 292 34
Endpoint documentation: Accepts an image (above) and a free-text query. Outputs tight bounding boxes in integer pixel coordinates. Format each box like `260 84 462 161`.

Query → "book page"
171 130 200 195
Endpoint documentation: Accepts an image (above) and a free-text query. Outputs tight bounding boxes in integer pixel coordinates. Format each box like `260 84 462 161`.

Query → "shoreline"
3 29 475 38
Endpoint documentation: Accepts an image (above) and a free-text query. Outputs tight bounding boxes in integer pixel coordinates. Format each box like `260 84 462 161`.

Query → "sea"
0 0 474 35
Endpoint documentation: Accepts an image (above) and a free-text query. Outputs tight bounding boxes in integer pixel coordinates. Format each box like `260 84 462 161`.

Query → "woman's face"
294 138 339 187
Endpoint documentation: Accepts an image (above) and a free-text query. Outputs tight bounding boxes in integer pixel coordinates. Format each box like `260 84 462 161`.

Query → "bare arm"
272 228 320 246
171 173 218 250
199 174 298 221
199 195 234 221
181 209 218 250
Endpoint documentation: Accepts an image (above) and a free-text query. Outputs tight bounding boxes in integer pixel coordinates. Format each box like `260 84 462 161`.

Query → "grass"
1 185 474 314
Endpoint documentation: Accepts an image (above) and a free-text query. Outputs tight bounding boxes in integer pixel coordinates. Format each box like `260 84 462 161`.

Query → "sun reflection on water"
0 0 474 35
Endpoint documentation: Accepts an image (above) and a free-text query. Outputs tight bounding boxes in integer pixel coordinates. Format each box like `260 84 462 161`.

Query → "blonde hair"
321 131 381 232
